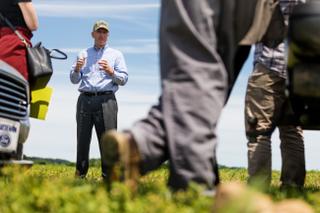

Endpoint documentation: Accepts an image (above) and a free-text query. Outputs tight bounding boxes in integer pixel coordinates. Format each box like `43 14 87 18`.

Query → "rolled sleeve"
112 52 128 86
70 64 82 84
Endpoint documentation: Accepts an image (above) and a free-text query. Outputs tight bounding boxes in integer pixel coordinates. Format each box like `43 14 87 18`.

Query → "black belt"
81 91 113 96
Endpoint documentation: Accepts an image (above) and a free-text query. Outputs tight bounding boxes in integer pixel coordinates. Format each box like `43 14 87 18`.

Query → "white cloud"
60 44 158 55
34 2 160 18
116 44 158 54
59 39 158 55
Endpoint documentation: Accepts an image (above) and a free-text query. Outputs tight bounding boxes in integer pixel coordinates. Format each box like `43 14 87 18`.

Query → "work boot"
101 130 141 192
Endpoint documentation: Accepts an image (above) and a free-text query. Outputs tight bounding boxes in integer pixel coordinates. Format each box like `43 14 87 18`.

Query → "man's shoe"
101 130 141 191
74 170 86 179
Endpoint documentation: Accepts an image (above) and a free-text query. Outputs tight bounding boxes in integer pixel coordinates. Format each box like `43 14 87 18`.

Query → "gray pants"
245 63 306 186
131 0 227 190
76 93 118 177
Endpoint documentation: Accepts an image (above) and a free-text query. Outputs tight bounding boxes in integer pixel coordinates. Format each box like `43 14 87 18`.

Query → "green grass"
0 163 319 212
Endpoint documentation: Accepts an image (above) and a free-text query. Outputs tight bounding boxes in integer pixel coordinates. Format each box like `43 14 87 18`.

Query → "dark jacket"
216 0 278 97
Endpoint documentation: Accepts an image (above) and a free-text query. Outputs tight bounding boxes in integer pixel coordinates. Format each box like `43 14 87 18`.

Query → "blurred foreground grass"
0 163 319 212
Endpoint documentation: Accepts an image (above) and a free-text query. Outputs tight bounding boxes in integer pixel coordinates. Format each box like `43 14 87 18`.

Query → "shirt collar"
93 44 108 51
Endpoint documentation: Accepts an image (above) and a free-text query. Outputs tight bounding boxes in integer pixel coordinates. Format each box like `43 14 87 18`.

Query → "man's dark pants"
76 92 118 177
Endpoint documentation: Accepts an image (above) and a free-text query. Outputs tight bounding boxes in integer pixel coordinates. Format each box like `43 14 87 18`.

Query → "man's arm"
112 52 128 86
99 52 128 86
18 2 38 31
70 59 85 84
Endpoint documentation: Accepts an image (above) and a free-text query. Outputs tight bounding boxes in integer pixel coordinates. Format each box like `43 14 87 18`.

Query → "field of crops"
0 161 319 212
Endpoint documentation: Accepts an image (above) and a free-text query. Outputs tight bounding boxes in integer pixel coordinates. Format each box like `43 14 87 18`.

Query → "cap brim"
95 26 108 31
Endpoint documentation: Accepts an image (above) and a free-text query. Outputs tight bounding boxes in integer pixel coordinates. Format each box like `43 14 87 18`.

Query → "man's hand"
75 58 86 72
99 60 114 76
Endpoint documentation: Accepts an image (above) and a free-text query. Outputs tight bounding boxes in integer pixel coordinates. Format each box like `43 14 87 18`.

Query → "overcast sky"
25 0 320 171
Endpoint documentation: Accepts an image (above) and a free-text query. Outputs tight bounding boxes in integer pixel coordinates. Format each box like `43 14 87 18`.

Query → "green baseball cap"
92 20 109 32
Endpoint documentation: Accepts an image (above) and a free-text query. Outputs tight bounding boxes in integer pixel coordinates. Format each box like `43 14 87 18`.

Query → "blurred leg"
245 64 278 185
94 94 118 177
279 125 305 187
75 94 94 177
132 0 227 190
